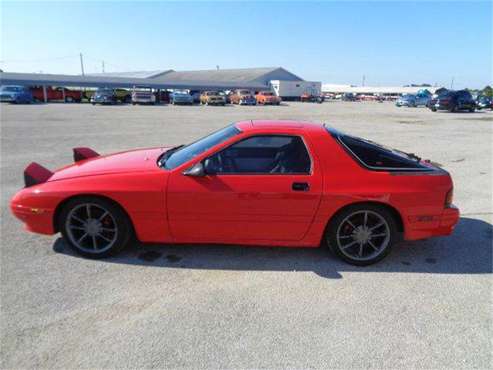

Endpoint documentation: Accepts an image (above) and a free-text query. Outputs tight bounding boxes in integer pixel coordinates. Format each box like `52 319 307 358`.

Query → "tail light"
445 187 454 208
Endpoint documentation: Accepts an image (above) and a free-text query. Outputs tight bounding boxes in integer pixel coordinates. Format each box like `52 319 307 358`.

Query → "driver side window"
206 135 311 174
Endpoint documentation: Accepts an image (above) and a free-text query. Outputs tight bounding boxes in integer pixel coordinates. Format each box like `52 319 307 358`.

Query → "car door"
166 134 323 243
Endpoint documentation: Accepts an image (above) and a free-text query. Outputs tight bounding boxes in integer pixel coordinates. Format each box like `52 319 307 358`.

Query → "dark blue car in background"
0 85 33 104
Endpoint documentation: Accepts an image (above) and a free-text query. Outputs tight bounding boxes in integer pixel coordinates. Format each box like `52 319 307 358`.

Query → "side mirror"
183 162 206 177
203 158 217 175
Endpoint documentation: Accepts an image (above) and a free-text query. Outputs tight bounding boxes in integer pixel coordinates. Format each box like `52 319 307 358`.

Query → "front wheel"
59 197 133 258
325 204 398 266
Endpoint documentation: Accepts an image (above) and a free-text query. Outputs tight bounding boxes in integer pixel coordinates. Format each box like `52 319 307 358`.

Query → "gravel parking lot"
1 101 492 369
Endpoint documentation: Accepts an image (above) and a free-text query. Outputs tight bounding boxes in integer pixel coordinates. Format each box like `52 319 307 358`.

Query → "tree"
482 85 493 97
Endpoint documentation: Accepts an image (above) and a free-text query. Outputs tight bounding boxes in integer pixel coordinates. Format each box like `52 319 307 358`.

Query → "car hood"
49 147 170 182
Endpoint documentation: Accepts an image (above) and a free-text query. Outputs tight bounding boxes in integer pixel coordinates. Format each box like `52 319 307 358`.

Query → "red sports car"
11 120 459 265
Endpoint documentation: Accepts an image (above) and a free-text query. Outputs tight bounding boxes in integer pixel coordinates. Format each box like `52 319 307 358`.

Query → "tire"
59 196 133 258
324 204 398 266
469 108 475 113
65 96 74 103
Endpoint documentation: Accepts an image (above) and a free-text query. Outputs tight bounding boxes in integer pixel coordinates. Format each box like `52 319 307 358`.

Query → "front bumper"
405 205 460 240
91 97 115 104
132 97 155 104
11 202 55 235
239 99 256 105
0 95 16 102
206 99 226 105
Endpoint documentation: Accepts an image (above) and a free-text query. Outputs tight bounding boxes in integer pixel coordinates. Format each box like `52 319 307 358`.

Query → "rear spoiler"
73 147 99 162
24 162 53 187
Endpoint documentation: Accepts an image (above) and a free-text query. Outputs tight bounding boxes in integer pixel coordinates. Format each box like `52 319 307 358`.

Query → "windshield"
262 92 273 96
162 125 241 169
134 86 151 91
438 91 452 98
1 86 23 92
174 92 189 96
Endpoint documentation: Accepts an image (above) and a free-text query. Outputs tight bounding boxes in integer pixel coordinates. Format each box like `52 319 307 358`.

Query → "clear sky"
1 1 491 89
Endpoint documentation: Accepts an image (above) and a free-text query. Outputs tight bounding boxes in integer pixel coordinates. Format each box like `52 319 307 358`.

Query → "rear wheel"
59 197 133 258
325 204 397 266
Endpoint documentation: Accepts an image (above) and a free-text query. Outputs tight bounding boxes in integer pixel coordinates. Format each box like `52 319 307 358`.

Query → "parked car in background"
396 94 416 107
114 89 131 104
230 89 256 105
341 93 357 101
31 86 82 103
0 85 33 103
155 90 170 104
131 86 156 105
200 91 226 106
188 90 201 103
90 88 117 105
413 89 432 107
430 90 476 112
476 95 492 110
414 94 431 107
170 91 194 105
256 91 281 105
300 92 324 103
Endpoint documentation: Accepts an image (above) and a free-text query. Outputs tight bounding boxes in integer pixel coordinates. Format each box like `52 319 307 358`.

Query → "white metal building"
322 83 438 96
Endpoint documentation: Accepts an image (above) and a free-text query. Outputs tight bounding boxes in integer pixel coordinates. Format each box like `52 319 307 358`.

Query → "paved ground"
1 101 492 369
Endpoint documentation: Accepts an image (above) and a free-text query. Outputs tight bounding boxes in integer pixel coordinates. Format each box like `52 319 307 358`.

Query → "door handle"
292 182 310 191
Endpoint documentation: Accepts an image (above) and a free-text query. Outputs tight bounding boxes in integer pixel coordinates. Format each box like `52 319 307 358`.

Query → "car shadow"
52 217 492 279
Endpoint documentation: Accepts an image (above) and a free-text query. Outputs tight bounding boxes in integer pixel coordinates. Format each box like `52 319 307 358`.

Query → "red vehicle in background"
155 90 170 104
11 120 459 266
255 91 281 105
300 92 324 103
31 86 82 103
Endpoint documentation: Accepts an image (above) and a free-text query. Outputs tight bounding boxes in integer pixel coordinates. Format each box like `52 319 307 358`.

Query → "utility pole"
102 60 105 73
450 77 454 89
79 53 85 76
362 75 366 87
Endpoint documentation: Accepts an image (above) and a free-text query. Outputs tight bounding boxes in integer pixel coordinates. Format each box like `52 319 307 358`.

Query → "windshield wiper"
157 145 184 167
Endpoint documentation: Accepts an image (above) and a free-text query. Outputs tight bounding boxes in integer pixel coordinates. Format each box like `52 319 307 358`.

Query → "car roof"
235 120 325 133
